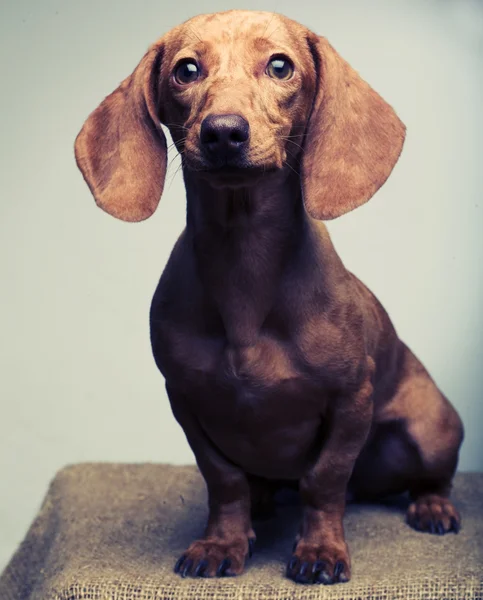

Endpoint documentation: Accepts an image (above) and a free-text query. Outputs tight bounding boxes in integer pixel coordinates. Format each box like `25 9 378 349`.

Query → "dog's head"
75 10 405 222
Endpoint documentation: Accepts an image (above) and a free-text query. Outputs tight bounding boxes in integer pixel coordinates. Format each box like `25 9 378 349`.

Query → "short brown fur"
75 10 464 585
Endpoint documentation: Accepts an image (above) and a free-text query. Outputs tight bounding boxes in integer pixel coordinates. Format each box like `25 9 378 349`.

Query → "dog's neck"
184 170 307 346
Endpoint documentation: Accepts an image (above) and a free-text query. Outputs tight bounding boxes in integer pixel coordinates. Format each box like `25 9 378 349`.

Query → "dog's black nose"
200 114 250 157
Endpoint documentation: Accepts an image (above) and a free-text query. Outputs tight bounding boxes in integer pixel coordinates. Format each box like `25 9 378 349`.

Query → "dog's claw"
181 559 193 578
312 560 325 575
288 556 298 572
436 521 445 535
248 538 255 558
194 559 208 577
317 570 332 585
334 560 344 577
450 516 460 533
174 555 186 573
294 561 311 583
217 557 232 577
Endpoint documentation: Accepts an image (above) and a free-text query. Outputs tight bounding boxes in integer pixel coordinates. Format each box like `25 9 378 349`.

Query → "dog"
74 10 464 585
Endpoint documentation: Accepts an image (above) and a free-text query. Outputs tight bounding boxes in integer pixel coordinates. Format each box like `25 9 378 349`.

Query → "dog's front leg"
167 384 255 578
287 366 374 585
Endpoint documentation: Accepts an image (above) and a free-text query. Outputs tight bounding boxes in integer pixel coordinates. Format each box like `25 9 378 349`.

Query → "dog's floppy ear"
74 43 166 222
301 35 406 221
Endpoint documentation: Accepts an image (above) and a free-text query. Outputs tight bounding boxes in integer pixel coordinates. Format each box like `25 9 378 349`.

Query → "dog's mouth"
200 164 281 188
198 167 261 188
184 153 281 188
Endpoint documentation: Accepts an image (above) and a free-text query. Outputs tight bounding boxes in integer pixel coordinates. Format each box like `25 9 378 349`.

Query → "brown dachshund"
74 10 464 585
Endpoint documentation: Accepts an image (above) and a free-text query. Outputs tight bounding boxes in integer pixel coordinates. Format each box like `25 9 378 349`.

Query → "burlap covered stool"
0 464 481 600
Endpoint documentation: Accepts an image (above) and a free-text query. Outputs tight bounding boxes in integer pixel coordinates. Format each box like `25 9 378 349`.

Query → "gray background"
1 0 482 573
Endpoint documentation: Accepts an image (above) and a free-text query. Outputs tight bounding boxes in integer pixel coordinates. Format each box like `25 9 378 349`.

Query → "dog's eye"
266 57 294 81
174 60 200 85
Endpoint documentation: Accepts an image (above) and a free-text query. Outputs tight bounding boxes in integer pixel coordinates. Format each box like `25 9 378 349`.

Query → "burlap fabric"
0 464 481 600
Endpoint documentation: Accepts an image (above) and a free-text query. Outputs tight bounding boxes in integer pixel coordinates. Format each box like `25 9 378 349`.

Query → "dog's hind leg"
351 345 464 534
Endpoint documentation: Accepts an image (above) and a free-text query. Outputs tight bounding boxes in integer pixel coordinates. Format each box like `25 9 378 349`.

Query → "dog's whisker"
167 159 185 190
262 14 275 38
164 123 190 131
266 24 281 41
167 154 181 172
283 160 299 177
281 138 305 153
284 147 301 165
167 137 188 152
187 25 203 43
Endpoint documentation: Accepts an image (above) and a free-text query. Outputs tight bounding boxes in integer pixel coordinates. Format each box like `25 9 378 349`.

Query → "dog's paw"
406 494 461 534
174 535 255 578
286 539 350 584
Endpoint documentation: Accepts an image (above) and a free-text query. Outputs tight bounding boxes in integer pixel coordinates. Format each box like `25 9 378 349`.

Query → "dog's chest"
178 333 327 478
161 324 310 390
223 336 298 384
162 325 328 449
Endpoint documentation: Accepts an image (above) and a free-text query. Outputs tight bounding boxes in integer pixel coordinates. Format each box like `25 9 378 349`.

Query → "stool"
1 464 481 599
